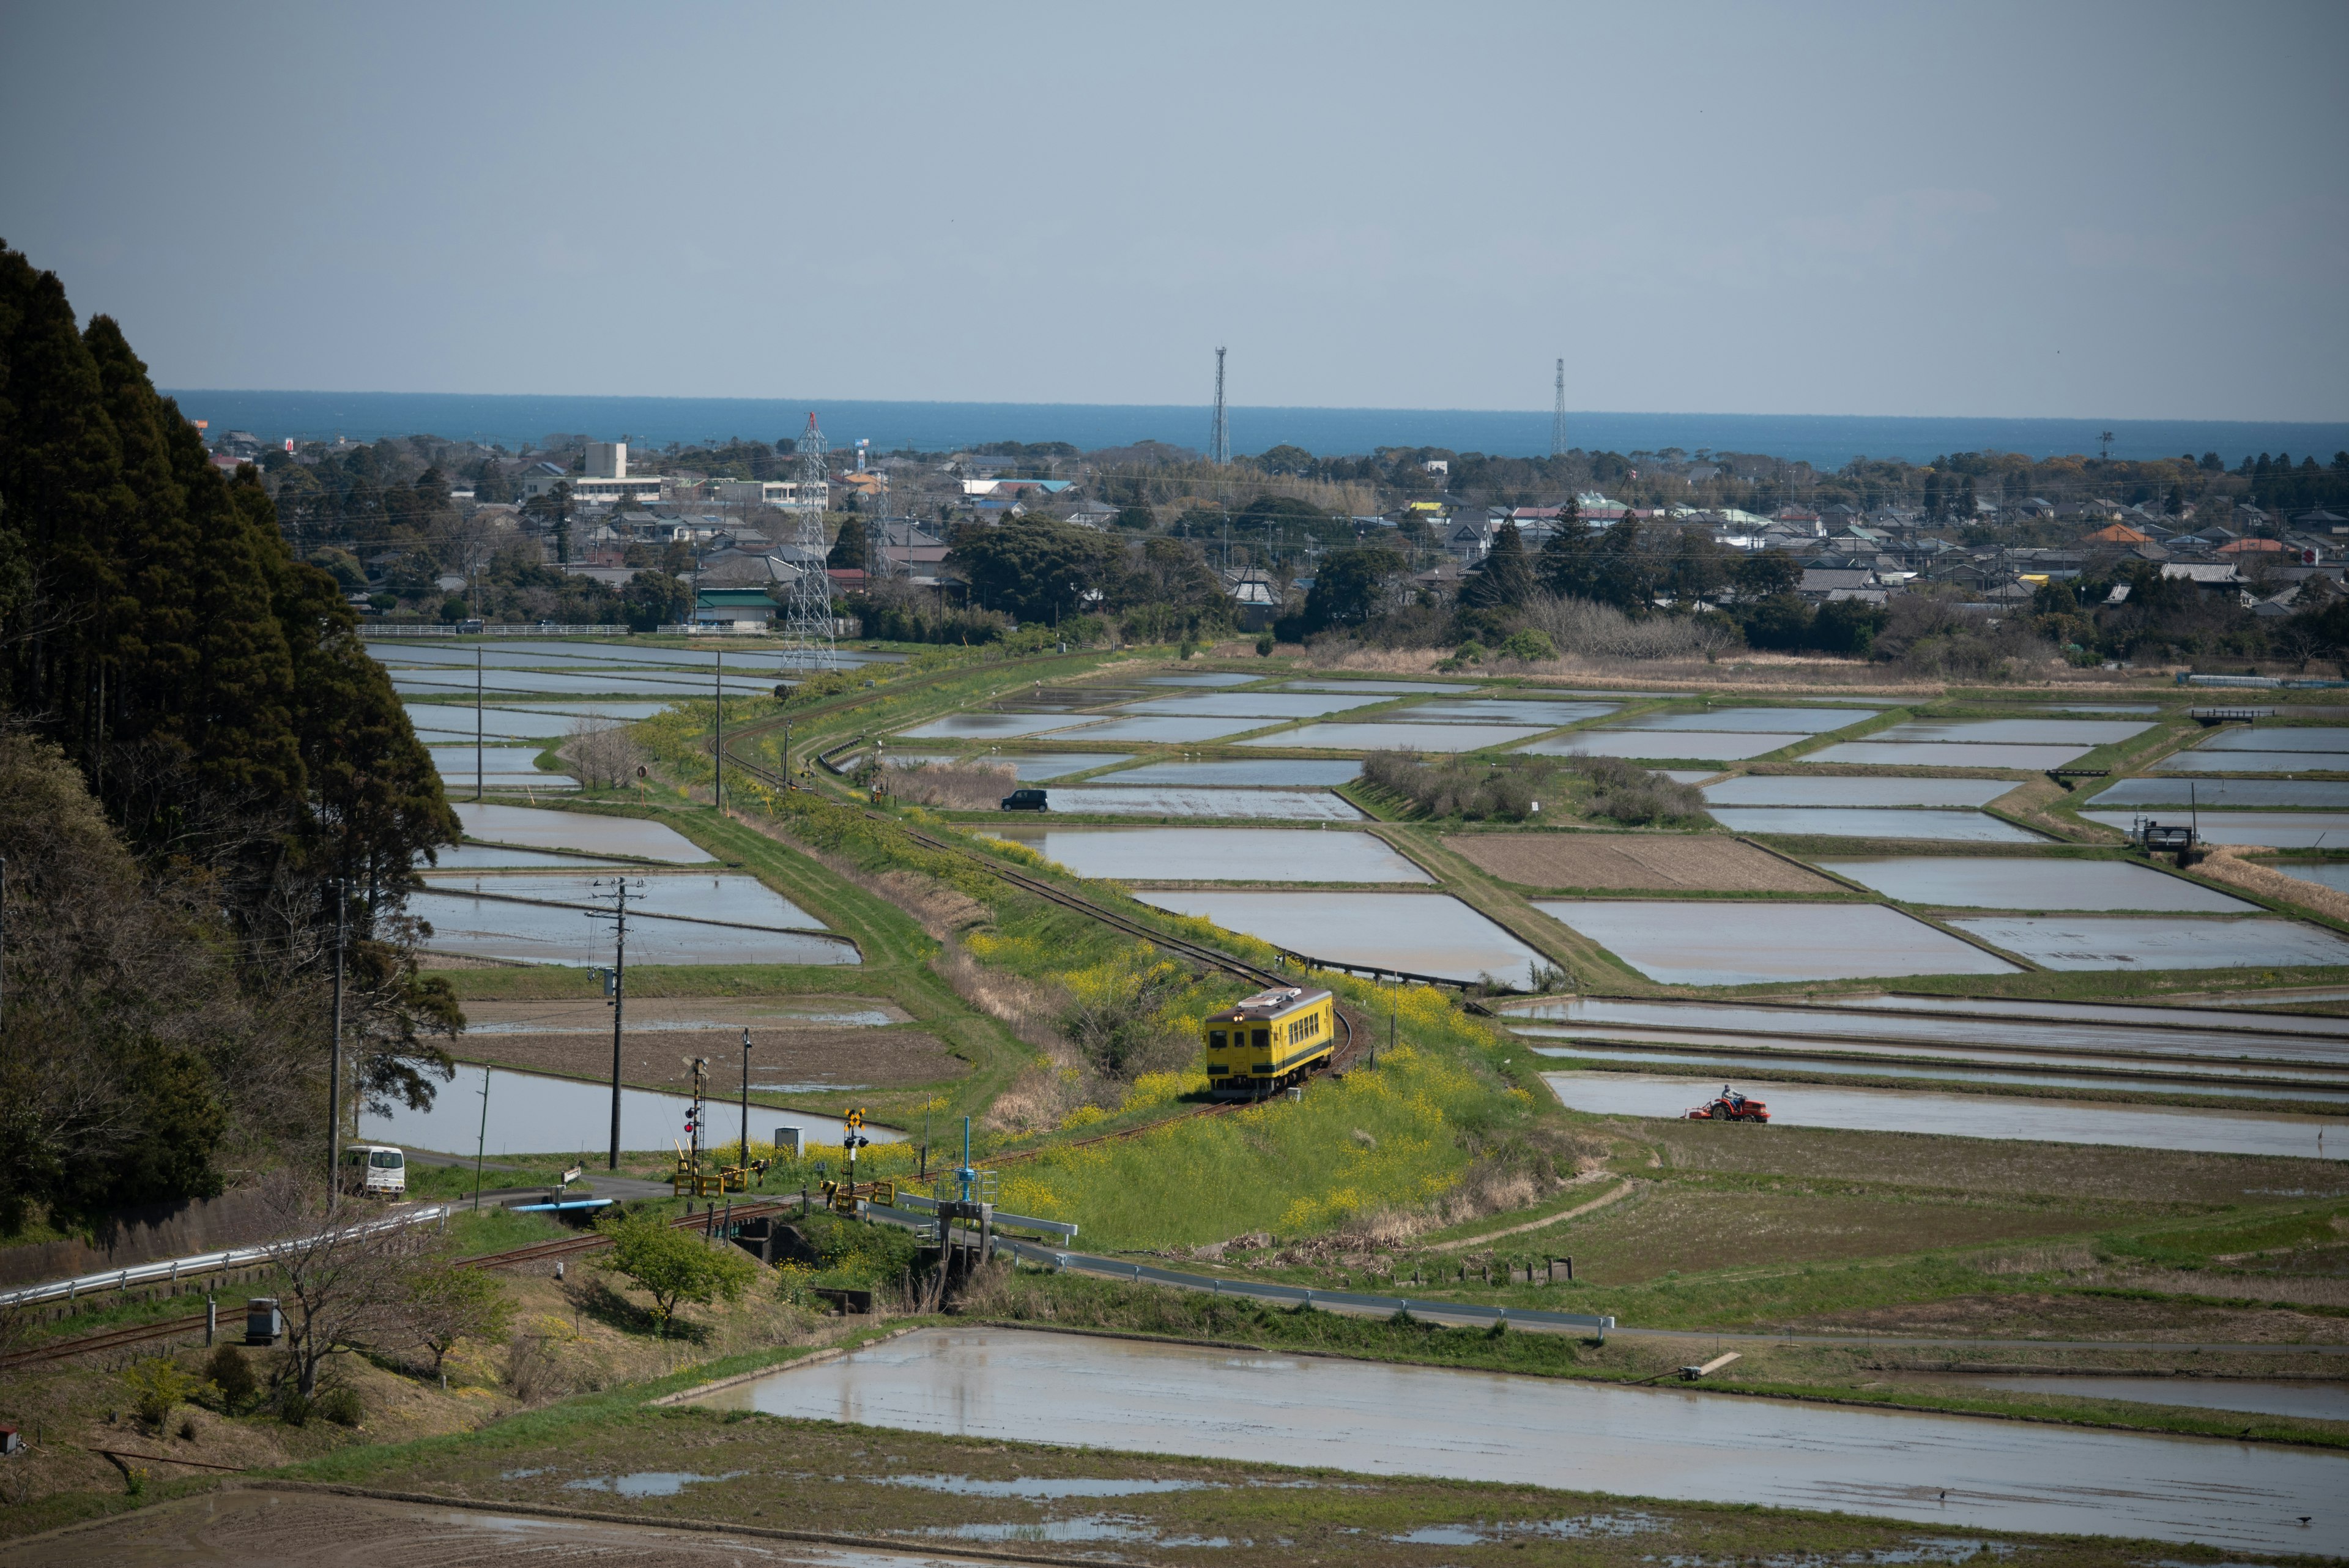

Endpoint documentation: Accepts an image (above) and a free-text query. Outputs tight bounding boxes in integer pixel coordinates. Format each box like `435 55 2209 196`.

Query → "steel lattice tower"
1209 346 1230 466
781 412 836 671
1551 358 1567 458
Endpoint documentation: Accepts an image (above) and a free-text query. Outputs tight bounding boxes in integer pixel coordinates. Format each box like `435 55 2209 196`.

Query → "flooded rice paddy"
690 1326 2348 1551
1102 757 1360 786
1141 672 1258 685
2159 749 2349 773
1815 856 2258 912
2080 809 2349 847
422 844 633 869
1543 1071 2345 1161
987 825 1430 882
1804 741 2093 770
1135 890 1546 982
1241 721 1548 751
1523 731 1809 762
1929 1375 2349 1423
360 1063 890 1157
2202 726 2349 752
885 751 1126 781
1625 705 1881 732
1063 714 1280 743
453 803 712 862
1868 718 2155 747
2091 777 2349 807
1033 786 1364 820
1943 915 2349 971
1705 807 2043 841
1282 678 1470 694
404 702 662 740
392 669 772 698
418 871 822 929
1531 901 2017 984
897 712 1106 740
2280 863 2349 896
1401 699 1619 726
409 891 855 967
1526 1039 2349 1101
1121 692 1392 718
425 746 573 789
1503 992 2349 1067
1704 776 2017 808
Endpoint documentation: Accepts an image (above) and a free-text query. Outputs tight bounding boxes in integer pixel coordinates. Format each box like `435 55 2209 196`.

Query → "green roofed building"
694 588 776 627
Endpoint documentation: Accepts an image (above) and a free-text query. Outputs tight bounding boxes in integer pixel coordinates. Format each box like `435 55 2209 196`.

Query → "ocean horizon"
161 388 2348 472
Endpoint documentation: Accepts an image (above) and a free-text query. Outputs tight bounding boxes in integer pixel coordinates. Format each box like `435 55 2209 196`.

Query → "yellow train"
1203 985 1340 1099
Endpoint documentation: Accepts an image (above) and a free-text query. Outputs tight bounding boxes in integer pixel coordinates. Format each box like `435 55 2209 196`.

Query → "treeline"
848 518 1238 647
0 242 461 1232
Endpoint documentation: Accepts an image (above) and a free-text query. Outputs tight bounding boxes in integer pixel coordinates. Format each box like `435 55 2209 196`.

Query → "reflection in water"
691 1326 2349 1552
1039 787 1364 820
1240 721 1546 752
1816 857 2257 912
1137 890 1545 983
1705 776 2015 808
453 804 711 862
1544 1070 2343 1159
1532 901 2017 985
358 1063 898 1156
1946 914 2349 972
1704 807 2042 842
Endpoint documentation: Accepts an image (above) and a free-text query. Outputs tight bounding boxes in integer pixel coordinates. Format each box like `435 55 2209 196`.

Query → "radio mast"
781 412 836 671
1209 347 1230 466
1551 358 1567 458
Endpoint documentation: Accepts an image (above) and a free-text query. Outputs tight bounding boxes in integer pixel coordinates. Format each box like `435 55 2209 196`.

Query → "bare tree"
566 712 643 789
262 1176 432 1396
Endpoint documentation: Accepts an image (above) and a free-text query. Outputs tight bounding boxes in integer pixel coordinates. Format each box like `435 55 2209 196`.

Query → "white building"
521 440 664 506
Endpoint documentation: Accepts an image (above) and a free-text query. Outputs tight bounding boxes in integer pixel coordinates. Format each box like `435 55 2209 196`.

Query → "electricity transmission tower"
1551 358 1567 458
781 412 837 671
1208 347 1230 466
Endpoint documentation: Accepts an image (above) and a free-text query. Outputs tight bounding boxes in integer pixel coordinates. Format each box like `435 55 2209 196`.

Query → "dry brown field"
1442 831 1839 893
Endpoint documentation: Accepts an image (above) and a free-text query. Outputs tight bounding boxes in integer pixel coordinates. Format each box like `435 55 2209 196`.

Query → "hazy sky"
4 1 2343 420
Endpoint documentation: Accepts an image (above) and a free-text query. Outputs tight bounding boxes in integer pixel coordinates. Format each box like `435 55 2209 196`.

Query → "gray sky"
4 1 2343 420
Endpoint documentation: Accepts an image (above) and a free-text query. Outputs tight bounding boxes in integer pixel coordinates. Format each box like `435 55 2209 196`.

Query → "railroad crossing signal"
846 1109 864 1129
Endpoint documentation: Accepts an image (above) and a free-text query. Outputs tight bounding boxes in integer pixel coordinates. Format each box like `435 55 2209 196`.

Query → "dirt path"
1425 1175 1635 1252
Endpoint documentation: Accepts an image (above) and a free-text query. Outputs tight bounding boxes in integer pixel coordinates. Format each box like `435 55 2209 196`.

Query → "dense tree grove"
0 242 461 1231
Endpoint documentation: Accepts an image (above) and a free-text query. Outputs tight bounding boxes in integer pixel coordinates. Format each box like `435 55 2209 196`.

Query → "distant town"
199 418 2349 674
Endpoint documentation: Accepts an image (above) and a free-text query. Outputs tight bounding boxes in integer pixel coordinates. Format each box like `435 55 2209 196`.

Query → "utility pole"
1209 347 1230 467
327 880 347 1209
474 646 484 803
713 645 724 816
739 1026 754 1174
592 878 642 1170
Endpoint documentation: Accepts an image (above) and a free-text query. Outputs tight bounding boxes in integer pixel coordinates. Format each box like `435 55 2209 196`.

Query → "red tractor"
1685 1085 1769 1123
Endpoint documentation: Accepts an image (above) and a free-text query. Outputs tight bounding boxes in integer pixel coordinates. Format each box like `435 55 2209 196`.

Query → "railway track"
1 1199 802 1372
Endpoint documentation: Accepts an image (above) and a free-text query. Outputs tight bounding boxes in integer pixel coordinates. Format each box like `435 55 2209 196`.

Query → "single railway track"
1 1199 802 1372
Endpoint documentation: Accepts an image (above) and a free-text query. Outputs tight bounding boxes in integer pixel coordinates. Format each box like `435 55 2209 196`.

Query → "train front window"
369 1150 403 1169
1208 1030 1226 1050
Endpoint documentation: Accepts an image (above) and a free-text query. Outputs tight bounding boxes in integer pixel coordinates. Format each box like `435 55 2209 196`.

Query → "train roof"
1216 985 1334 1022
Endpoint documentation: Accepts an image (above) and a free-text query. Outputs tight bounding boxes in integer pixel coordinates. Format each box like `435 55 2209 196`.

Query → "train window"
1208 1030 1226 1049
1251 1028 1269 1049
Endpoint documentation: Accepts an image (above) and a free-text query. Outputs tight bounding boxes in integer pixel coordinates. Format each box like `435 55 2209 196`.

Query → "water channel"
1543 1071 2345 1161
689 1326 2348 1551
360 1063 897 1157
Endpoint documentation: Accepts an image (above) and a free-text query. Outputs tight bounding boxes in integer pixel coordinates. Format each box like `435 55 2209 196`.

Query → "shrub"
1497 628 1556 662
121 1356 215 1431
204 1345 256 1413
278 1390 313 1427
316 1386 363 1427
1255 635 1274 656
596 1212 758 1332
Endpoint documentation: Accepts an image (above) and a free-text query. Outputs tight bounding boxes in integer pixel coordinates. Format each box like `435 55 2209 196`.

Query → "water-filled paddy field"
452 803 712 861
1531 901 2017 984
1099 757 1360 786
1527 1039 2349 1101
1121 692 1390 719
2093 776 2349 806
360 1063 896 1157
886 751 1126 781
1804 741 2093 770
2080 809 2349 847
1242 721 1549 751
1703 807 2041 841
1504 995 2349 1066
1521 730 1809 762
1945 914 2349 970
1624 706 1880 733
1033 786 1363 820
1136 890 1546 983
1815 856 2258 912
987 825 1430 883
689 1326 2349 1551
1543 1071 2345 1161
1703 776 2016 807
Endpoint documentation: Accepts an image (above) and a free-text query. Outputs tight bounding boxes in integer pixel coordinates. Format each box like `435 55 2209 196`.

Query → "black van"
1000 787 1048 811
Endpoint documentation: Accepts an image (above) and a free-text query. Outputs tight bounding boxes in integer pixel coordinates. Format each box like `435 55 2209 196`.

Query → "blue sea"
160 389 2348 471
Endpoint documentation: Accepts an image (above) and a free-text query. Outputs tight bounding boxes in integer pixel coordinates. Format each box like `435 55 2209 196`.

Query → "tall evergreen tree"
1537 495 1594 599
1461 521 1532 610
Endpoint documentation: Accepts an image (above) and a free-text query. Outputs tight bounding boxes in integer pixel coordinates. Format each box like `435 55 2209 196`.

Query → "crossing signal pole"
591 877 644 1169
